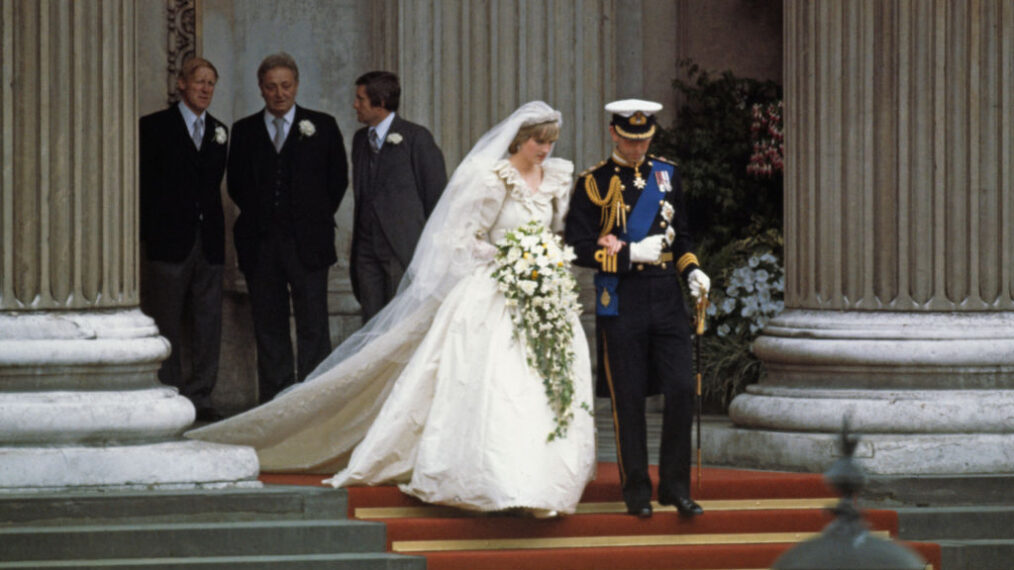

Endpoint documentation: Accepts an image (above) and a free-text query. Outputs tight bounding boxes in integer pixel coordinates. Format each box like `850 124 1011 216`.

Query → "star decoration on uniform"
633 176 647 190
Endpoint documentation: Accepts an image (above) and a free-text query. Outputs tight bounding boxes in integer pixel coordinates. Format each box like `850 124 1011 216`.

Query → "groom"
565 99 710 519
350 71 447 322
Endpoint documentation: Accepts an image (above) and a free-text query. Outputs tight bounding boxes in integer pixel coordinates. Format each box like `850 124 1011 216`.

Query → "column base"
704 422 1014 476
729 309 1014 475
0 309 261 491
0 440 259 491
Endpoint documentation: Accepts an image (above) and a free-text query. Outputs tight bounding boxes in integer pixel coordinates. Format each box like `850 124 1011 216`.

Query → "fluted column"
724 1 1014 475
368 0 617 171
0 0 257 490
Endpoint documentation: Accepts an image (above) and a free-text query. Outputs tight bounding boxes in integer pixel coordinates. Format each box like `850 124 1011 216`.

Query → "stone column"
0 0 257 490
367 0 618 172
724 0 1014 475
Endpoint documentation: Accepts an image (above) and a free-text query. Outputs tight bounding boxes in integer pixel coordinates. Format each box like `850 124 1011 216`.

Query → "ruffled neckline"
493 158 573 202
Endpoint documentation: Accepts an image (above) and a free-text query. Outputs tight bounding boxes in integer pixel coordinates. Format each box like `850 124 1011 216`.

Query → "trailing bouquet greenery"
490 220 585 441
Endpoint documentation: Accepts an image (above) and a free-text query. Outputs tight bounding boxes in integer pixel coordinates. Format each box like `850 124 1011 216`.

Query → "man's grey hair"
257 52 299 84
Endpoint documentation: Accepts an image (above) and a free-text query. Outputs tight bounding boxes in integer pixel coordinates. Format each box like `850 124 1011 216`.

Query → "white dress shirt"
369 112 396 151
178 101 207 148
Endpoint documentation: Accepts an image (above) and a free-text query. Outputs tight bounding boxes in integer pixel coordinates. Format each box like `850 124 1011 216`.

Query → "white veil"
304 100 564 380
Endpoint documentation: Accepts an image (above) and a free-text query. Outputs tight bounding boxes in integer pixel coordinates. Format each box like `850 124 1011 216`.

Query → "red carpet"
261 463 942 569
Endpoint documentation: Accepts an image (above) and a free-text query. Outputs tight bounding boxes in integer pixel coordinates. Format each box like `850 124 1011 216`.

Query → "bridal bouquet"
491 220 585 441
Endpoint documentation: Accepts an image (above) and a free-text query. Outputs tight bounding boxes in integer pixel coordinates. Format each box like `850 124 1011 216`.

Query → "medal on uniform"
656 169 672 192
661 202 674 222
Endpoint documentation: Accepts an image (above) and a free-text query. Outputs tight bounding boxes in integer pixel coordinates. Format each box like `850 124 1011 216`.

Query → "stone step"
0 486 346 527
0 520 386 562
896 506 1014 540
937 539 1014 570
0 553 425 569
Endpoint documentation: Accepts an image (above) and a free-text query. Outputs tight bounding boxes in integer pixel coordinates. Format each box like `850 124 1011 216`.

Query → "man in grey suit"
351 71 447 322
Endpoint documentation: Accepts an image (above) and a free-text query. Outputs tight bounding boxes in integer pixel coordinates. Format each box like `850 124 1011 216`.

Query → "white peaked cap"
604 98 663 117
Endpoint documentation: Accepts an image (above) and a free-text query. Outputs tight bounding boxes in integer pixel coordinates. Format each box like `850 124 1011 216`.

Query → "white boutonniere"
214 125 227 145
298 120 316 137
386 132 403 145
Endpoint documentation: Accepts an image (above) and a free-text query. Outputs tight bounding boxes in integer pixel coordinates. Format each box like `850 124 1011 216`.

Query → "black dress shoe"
662 496 703 517
627 504 653 518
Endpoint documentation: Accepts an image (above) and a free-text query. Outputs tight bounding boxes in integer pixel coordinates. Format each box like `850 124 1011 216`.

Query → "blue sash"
619 161 672 243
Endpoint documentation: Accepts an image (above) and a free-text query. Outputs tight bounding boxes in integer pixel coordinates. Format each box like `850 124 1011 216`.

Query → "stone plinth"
0 310 259 491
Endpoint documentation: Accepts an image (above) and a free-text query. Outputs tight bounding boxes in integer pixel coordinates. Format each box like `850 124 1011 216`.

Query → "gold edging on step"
355 498 838 519
391 530 891 553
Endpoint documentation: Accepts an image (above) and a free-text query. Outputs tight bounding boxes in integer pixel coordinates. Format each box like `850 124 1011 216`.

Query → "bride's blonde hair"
508 121 560 154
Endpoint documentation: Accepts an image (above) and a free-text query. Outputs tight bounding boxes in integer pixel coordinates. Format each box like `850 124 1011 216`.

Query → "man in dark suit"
565 99 710 519
139 57 228 421
228 52 349 402
351 71 447 322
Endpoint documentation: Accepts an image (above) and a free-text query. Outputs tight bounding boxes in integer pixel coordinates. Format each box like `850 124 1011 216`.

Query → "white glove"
629 235 665 263
688 269 710 302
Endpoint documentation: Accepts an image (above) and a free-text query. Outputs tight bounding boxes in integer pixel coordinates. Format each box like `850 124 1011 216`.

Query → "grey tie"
273 117 286 152
369 128 380 154
192 117 203 150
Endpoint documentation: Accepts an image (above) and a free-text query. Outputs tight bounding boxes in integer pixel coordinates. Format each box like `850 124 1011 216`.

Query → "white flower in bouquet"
519 280 538 296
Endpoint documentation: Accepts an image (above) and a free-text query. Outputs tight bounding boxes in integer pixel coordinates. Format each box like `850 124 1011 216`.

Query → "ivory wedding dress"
188 103 596 514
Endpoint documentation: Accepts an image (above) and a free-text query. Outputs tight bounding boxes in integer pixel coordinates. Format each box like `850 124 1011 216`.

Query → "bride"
187 101 596 515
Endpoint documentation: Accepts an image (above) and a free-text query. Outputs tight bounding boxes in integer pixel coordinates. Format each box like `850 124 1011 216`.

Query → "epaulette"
578 159 608 178
649 154 677 166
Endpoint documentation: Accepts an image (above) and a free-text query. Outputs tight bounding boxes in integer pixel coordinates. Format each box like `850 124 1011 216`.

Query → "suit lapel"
354 130 371 202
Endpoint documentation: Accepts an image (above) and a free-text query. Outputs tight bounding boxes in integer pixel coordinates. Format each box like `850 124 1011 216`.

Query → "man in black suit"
351 71 447 322
140 57 228 421
228 52 349 402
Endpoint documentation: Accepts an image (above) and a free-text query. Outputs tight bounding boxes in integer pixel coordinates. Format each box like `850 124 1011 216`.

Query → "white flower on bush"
708 247 785 338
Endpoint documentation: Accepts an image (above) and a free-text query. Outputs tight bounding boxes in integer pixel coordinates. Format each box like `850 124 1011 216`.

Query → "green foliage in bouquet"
652 60 785 409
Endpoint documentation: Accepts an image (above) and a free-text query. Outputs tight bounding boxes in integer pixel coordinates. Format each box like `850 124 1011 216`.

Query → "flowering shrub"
490 220 588 441
651 60 785 409
747 101 784 177
651 60 783 257
694 230 784 406
707 249 784 338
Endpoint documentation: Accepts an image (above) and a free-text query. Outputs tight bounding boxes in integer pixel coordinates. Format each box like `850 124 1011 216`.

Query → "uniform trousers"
246 230 331 403
598 272 694 510
142 236 223 412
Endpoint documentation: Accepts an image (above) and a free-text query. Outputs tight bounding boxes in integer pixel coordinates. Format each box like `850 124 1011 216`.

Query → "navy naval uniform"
564 152 701 512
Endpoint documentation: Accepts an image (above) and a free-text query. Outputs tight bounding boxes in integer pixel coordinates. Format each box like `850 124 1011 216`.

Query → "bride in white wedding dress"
187 101 596 515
